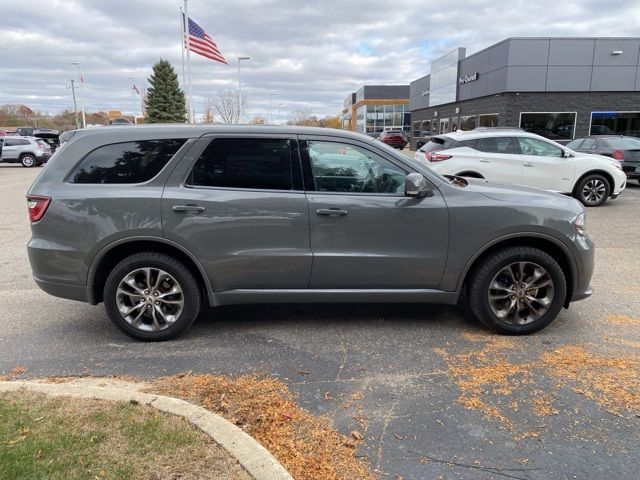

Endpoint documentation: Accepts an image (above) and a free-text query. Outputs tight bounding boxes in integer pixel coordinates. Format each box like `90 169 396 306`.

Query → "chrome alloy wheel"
488 261 554 325
582 179 607 204
115 268 184 331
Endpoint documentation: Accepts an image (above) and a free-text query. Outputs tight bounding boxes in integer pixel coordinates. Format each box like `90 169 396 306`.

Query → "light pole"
126 77 137 124
269 93 276 124
237 56 250 123
66 79 79 129
278 103 284 125
70 62 86 128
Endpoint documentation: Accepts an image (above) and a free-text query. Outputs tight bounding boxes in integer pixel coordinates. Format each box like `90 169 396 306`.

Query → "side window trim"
298 136 409 196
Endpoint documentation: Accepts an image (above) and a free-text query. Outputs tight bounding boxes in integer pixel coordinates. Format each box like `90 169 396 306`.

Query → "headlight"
573 212 586 236
610 161 622 170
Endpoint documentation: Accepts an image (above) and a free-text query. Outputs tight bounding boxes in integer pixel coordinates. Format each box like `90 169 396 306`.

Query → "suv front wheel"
468 247 566 334
104 252 201 341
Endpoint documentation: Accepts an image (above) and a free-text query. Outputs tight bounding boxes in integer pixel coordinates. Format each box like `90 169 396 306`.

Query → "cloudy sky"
1 0 639 121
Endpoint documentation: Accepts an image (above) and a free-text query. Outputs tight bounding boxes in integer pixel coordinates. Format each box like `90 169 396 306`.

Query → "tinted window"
520 112 576 140
476 137 518 154
307 141 406 194
4 138 29 146
189 138 293 190
418 137 456 153
580 138 596 150
517 137 563 157
70 139 185 184
565 139 583 150
3 139 17 146
590 112 640 137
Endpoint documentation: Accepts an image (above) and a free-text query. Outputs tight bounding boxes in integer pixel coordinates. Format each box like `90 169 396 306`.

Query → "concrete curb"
0 379 293 480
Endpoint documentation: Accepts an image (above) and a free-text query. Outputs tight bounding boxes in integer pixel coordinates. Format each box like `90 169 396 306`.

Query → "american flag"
184 16 227 65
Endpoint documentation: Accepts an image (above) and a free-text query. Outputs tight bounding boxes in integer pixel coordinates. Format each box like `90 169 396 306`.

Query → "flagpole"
179 5 186 115
183 0 194 124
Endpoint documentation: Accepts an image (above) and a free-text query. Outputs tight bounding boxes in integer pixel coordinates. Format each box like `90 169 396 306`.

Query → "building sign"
108 110 123 120
458 73 479 85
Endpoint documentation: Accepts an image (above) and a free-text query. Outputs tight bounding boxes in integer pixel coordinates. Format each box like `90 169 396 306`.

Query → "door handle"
316 208 348 216
523 162 534 167
172 204 205 213
479 159 491 163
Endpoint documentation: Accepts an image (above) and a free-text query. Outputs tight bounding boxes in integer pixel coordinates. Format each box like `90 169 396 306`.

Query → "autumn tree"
202 97 215 123
145 59 187 123
249 115 266 125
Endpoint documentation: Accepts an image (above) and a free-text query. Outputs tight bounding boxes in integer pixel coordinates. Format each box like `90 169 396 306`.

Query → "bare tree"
249 115 266 125
202 97 215 123
288 108 320 127
213 88 246 124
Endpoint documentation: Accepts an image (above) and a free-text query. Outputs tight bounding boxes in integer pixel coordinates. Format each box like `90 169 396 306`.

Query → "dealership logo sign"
458 72 479 85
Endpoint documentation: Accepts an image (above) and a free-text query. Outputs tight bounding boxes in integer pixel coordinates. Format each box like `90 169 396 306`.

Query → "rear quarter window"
69 139 185 184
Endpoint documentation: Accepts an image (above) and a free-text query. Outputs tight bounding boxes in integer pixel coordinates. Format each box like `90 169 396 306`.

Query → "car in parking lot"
0 135 52 167
27 125 594 341
566 135 640 185
414 128 626 207
378 130 407 149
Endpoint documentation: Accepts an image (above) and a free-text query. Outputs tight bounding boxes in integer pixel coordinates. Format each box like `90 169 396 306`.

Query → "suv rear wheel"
21 154 37 168
575 173 610 207
468 247 566 334
104 252 201 341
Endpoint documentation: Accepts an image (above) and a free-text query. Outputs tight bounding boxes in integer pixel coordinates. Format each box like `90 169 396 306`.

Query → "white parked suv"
414 128 626 206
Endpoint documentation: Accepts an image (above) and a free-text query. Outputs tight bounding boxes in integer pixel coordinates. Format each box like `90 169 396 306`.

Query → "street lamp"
70 62 86 128
126 77 138 124
237 56 250 123
278 103 284 125
269 93 276 124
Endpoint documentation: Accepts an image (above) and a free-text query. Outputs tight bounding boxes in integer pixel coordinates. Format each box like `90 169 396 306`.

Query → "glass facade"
355 104 410 133
519 112 576 141
479 114 499 128
590 112 640 137
459 115 477 131
429 49 462 107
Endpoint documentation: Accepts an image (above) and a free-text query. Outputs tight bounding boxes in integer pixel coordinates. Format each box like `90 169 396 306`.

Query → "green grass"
0 392 223 480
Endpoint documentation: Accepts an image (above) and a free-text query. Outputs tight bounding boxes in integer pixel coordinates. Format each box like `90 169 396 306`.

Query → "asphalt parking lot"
1 164 639 479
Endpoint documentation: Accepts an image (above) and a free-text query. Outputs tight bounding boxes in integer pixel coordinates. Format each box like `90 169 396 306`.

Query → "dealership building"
341 85 411 133
408 37 640 148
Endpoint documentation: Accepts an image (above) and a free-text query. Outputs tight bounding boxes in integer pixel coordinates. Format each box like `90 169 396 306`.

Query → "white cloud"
0 0 639 119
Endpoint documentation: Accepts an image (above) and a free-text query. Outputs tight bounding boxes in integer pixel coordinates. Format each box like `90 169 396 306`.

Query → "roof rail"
471 126 524 131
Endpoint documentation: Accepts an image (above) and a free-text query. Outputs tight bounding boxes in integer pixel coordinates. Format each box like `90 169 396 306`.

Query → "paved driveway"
1 164 639 479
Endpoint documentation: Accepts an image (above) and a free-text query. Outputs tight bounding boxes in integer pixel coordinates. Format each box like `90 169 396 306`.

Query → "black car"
567 135 640 184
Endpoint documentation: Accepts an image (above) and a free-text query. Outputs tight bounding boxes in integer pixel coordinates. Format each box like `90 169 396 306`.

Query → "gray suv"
1 136 52 167
27 126 594 340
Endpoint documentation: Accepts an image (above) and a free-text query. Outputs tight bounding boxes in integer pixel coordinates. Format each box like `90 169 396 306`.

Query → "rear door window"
187 138 294 190
476 137 518 154
69 139 185 184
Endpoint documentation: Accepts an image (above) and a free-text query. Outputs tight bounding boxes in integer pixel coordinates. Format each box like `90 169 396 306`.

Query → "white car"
414 128 626 206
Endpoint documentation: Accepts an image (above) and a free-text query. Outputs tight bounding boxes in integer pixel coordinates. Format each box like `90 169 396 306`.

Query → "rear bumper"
33 276 93 303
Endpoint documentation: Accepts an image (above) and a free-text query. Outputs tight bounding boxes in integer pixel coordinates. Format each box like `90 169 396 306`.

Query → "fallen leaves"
147 373 374 480
542 345 640 417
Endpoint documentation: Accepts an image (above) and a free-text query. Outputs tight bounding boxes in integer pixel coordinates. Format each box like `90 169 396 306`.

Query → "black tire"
104 252 201 341
468 247 566 335
574 173 610 207
21 154 36 168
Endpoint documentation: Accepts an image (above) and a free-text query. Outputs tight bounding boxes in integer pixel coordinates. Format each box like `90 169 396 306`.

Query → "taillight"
426 152 452 162
26 195 51 223
612 149 624 161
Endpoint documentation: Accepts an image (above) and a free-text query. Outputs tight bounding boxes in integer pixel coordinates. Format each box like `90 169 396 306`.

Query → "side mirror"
405 172 429 198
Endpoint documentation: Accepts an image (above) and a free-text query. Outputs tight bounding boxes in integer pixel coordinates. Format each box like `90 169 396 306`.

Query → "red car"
378 130 407 149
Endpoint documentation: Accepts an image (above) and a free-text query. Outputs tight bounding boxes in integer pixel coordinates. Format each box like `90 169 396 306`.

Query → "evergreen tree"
145 59 187 123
